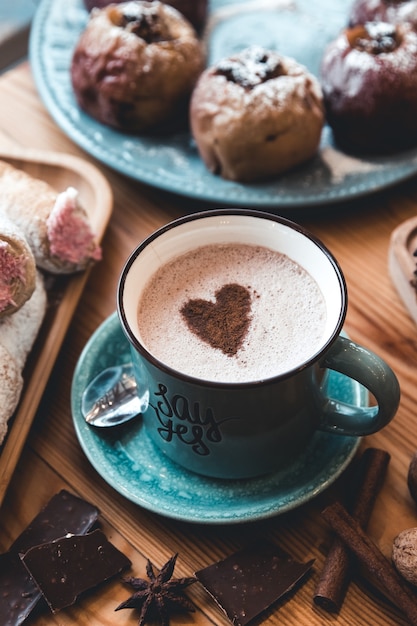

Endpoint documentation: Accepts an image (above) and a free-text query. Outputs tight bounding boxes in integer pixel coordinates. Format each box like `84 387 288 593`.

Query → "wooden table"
1 61 417 626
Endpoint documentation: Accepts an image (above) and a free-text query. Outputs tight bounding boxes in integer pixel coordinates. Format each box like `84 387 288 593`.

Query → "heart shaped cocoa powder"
180 283 252 356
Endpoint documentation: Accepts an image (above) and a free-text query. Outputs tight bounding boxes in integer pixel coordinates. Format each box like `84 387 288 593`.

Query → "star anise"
115 553 196 626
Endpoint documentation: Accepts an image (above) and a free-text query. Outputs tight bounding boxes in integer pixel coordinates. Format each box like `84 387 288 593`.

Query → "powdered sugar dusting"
215 45 283 88
207 46 323 116
324 23 417 84
350 0 417 29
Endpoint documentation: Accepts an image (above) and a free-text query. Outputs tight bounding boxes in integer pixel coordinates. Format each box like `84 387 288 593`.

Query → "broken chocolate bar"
0 489 99 626
0 551 40 626
20 529 131 613
11 489 99 553
195 540 314 626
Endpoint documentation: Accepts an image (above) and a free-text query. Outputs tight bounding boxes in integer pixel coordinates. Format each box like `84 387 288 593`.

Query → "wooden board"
389 216 417 327
0 143 113 506
4 61 417 626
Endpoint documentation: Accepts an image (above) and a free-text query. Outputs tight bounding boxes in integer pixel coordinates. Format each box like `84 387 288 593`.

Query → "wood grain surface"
1 62 417 626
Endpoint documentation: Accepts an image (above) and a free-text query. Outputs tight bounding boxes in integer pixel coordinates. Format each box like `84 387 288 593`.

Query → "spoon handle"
82 364 141 427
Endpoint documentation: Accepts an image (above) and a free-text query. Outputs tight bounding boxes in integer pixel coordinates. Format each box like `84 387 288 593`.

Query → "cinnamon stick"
321 501 417 626
314 447 390 612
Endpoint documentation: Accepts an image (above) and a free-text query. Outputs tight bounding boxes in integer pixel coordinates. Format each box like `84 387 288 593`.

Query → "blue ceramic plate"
71 312 364 524
30 0 417 209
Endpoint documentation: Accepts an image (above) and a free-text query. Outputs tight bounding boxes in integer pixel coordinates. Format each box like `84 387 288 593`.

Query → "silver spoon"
81 363 141 427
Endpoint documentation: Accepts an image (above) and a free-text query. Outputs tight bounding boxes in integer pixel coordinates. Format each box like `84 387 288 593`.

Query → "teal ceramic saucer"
71 313 364 524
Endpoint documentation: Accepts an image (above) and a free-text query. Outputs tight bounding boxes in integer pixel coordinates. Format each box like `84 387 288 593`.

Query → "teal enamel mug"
117 209 400 479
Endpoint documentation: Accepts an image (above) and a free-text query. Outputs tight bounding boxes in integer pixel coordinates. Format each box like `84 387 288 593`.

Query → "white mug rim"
117 208 347 389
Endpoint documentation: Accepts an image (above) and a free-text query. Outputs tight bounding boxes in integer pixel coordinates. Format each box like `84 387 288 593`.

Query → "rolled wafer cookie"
0 345 22 445
0 271 47 445
0 214 37 318
0 160 102 274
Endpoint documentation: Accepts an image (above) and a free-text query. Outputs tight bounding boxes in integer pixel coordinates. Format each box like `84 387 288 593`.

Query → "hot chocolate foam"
137 243 327 383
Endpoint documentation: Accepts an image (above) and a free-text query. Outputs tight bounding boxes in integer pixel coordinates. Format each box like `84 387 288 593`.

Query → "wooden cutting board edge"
388 216 417 327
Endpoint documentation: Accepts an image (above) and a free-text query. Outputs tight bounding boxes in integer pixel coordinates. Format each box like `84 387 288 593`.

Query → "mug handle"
317 336 400 436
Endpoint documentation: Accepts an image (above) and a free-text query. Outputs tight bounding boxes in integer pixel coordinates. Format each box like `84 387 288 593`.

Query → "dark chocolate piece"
0 490 99 626
0 551 40 626
195 541 314 626
20 529 131 612
11 489 99 554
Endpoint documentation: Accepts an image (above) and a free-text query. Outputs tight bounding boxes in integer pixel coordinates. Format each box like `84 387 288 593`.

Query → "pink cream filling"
47 187 102 265
0 241 26 310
